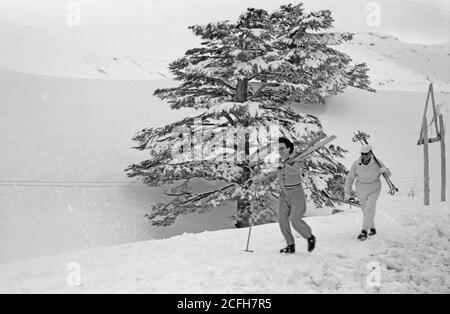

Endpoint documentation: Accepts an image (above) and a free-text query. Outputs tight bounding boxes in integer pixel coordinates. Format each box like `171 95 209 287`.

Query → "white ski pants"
355 180 382 231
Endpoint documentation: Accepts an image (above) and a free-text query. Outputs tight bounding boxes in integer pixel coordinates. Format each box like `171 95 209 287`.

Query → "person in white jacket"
344 144 391 241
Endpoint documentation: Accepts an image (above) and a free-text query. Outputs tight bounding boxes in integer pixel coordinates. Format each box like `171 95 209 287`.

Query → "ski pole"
243 187 257 253
243 225 253 252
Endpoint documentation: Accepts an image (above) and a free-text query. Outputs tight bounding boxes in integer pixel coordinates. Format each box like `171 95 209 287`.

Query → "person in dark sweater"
254 137 316 253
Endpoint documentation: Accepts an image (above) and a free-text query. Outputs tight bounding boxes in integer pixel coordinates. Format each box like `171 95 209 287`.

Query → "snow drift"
0 195 448 293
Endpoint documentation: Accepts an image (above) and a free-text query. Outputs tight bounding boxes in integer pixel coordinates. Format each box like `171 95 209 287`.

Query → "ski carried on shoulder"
353 130 399 195
246 134 337 186
284 135 337 165
321 190 362 208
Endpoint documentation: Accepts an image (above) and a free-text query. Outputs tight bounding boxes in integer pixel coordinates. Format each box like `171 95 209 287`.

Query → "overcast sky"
0 0 449 60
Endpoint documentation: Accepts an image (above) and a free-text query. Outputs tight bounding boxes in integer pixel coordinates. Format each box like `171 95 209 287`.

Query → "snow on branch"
127 160 244 186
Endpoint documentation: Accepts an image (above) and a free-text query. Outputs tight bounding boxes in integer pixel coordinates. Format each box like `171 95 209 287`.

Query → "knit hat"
361 144 373 154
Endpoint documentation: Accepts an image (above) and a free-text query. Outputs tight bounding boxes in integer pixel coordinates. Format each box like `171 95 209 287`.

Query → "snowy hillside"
337 33 450 92
0 195 448 293
1 31 449 264
0 22 170 80
1 0 448 79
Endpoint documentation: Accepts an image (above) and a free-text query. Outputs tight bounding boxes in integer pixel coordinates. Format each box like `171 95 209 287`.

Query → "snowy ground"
0 194 448 294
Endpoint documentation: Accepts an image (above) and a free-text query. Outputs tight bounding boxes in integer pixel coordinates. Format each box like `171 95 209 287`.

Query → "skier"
344 144 391 241
253 137 316 254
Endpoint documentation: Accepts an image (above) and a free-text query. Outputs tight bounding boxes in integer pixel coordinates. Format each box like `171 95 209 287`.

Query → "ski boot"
307 235 316 252
369 228 377 236
357 230 368 241
280 243 295 254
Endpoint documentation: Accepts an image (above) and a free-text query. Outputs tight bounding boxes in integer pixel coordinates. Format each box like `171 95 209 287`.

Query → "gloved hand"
379 167 388 174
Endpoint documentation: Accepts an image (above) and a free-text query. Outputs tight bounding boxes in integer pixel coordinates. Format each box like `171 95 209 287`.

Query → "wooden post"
430 84 440 137
423 117 430 206
439 114 446 202
418 84 432 143
418 83 441 145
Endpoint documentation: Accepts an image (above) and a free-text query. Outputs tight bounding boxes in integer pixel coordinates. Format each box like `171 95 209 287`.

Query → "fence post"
439 114 446 202
423 117 430 206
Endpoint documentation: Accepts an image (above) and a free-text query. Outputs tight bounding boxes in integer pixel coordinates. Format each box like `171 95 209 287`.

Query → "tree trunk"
235 198 251 228
236 78 248 103
235 168 251 228
235 132 251 228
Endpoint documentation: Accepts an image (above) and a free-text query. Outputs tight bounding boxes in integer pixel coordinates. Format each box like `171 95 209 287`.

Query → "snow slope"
337 33 450 92
1 0 448 79
0 22 170 80
0 71 237 263
1 31 449 264
0 195 448 294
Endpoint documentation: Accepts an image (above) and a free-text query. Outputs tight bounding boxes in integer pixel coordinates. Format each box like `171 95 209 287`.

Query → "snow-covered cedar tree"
125 3 375 227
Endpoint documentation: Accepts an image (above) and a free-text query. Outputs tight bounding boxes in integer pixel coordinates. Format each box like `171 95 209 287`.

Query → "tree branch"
164 191 192 197
249 83 268 100
181 183 236 205
213 77 236 91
